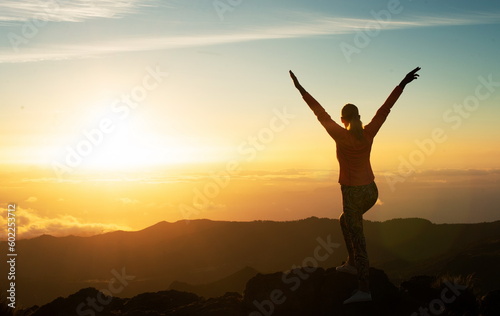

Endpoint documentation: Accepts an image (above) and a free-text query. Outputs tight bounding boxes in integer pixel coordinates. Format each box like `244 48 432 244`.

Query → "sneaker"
343 290 372 304
335 263 358 275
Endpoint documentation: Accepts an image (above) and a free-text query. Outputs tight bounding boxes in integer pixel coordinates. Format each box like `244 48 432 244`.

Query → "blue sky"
1 0 499 63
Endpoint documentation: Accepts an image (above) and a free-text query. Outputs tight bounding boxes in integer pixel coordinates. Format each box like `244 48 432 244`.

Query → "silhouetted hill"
440 239 500 293
170 266 259 298
11 267 500 316
1 217 500 308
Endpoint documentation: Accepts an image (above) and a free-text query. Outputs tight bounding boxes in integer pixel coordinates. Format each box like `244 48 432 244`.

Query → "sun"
48 108 223 177
77 117 200 171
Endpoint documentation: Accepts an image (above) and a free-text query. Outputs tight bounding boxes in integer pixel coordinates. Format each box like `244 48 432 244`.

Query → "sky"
0 0 499 239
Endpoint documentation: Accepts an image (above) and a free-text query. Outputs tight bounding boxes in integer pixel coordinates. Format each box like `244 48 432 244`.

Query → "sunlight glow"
53 112 215 172
79 130 204 171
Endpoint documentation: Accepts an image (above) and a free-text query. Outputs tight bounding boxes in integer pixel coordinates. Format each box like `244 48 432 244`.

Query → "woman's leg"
339 213 355 266
341 182 378 292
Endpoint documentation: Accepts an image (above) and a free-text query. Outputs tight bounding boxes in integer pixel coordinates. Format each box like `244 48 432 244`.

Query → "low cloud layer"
0 205 130 240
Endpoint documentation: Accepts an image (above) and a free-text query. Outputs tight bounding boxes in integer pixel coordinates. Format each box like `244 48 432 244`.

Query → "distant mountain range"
170 266 259 298
1 217 499 310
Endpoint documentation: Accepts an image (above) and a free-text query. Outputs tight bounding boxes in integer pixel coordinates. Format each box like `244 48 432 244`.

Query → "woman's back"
335 129 375 186
300 85 404 185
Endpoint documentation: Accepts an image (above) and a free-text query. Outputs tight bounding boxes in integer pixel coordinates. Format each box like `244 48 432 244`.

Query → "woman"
289 67 420 304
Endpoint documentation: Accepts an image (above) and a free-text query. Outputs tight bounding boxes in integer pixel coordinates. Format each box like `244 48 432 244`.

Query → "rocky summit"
9 266 499 316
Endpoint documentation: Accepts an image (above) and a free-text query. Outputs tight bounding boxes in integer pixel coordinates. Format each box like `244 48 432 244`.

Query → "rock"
31 287 120 316
480 290 500 316
243 266 400 315
23 269 486 315
121 290 201 315
400 275 478 315
169 292 246 316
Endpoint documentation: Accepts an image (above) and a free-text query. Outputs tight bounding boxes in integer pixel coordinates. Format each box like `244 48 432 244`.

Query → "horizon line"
4 216 498 241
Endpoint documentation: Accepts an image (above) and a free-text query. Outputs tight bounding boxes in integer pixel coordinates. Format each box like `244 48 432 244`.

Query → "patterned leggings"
340 182 378 288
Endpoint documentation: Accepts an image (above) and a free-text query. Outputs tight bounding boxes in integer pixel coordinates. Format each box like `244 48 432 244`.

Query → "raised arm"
366 67 421 135
289 70 344 139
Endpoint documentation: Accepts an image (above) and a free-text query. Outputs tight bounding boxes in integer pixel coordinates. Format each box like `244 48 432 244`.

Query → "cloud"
234 169 337 183
382 168 500 183
15 169 335 184
25 196 37 202
418 169 500 177
0 0 156 23
0 206 131 240
1 11 500 63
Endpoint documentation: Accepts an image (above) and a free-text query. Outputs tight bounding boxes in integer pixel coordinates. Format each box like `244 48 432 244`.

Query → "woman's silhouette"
290 67 420 304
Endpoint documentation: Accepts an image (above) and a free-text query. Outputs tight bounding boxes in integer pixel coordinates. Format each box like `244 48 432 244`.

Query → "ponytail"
347 116 364 141
341 103 364 141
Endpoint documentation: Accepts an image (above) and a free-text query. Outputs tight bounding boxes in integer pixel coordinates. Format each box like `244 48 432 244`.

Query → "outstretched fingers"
289 70 301 86
411 66 421 77
407 67 421 81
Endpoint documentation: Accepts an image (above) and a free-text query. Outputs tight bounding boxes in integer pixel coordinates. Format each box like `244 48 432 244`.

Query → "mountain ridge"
1 217 499 308
20 217 500 241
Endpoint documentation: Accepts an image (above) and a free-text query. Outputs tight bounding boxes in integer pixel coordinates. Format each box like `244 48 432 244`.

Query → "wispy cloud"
1 11 499 64
0 206 131 239
25 196 38 203
0 0 156 23
418 168 500 177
